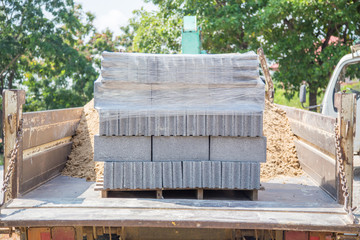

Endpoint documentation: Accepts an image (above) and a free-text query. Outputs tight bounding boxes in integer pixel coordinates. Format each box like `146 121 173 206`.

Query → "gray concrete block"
162 162 173 188
183 161 202 188
119 116 129 136
210 136 266 162
176 113 186 136
134 162 143 189
213 161 222 188
142 162 162 189
103 162 114 189
94 135 151 162
202 161 212 188
153 136 209 161
187 114 206 136
123 162 135 189
113 162 124 189
172 161 183 188
203 161 222 188
221 162 233 189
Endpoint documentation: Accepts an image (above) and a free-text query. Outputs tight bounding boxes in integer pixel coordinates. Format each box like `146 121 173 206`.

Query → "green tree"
253 0 360 106
124 0 360 106
119 8 182 53
0 1 122 111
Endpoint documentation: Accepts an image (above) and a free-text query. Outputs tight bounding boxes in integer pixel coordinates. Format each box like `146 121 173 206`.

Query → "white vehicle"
301 43 360 153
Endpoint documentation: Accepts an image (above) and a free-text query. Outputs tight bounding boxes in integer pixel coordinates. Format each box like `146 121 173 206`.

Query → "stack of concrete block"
94 52 266 191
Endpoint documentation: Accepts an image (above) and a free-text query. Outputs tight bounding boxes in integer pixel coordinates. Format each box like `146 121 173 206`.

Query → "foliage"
0 1 121 111
254 0 360 106
119 8 182 53
122 0 360 106
274 84 324 110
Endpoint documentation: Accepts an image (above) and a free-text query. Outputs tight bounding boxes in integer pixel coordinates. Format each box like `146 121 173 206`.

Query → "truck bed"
1 172 359 233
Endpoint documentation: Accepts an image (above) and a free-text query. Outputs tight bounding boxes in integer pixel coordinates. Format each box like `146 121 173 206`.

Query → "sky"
75 0 158 35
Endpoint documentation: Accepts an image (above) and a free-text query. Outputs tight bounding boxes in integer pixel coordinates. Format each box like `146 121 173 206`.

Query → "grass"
273 87 324 110
0 154 3 166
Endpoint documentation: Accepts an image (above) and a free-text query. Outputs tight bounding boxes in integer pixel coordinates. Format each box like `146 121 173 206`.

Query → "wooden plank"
294 140 336 199
334 93 356 207
22 119 79 149
2 90 25 201
5 198 345 213
0 207 357 232
288 119 335 155
27 227 51 240
20 143 72 195
280 105 336 133
22 108 82 129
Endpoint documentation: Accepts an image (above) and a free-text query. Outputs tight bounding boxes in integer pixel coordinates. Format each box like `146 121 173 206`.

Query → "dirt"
62 99 302 182
261 100 303 181
62 99 103 181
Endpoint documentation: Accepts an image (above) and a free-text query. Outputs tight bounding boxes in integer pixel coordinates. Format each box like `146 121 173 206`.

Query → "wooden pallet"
95 178 258 200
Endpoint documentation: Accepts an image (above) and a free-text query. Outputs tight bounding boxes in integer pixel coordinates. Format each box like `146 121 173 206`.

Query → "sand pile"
62 99 302 182
261 100 302 181
62 99 103 181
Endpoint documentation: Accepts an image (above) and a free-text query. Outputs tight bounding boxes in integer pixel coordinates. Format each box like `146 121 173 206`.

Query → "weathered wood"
258 48 274 102
2 90 25 201
288 119 335 156
334 93 356 207
0 206 357 232
22 120 79 150
22 108 82 129
6 198 345 213
280 105 336 133
20 143 72 195
294 140 336 198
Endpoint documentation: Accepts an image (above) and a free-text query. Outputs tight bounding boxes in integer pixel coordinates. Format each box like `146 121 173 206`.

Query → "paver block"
210 136 266 162
153 136 209 161
94 135 151 162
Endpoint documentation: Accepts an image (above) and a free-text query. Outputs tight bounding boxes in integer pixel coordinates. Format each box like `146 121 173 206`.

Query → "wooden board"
22 120 79 150
19 143 72 195
0 203 357 233
294 140 336 198
22 108 82 129
288 119 335 156
280 105 336 133
280 105 337 200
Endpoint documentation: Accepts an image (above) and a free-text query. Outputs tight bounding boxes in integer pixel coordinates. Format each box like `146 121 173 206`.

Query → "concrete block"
202 161 212 188
176 113 186 136
213 161 222 188
103 162 114 189
202 161 222 188
153 136 209 161
134 162 143 189
172 161 183 188
142 162 162 189
183 161 202 188
221 162 233 189
187 114 206 136
210 136 266 162
119 116 129 136
94 135 151 162
113 162 124 189
123 162 135 189
162 162 173 188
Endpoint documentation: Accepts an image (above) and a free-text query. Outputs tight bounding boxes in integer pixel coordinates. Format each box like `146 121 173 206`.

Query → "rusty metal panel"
20 142 72 195
284 231 308 240
294 140 336 199
28 227 51 240
22 107 82 129
52 227 76 240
